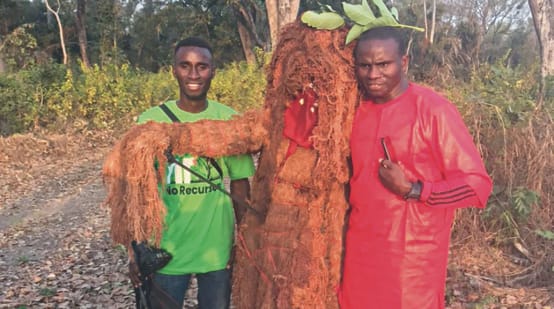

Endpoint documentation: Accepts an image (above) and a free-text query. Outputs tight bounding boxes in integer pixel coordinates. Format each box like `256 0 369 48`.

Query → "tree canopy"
0 0 542 76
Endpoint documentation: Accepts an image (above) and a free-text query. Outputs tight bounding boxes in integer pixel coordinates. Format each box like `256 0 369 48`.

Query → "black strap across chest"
159 103 180 122
158 103 223 178
158 103 262 217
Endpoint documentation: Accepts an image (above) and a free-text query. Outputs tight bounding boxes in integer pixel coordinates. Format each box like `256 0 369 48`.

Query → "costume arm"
171 109 268 157
102 108 267 246
418 103 492 209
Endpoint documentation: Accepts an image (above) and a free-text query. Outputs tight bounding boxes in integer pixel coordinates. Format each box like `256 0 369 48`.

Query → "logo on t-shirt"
165 156 222 196
167 157 196 184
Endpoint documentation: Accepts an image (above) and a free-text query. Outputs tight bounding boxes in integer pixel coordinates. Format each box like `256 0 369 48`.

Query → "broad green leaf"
343 2 374 25
361 0 372 14
345 24 365 45
372 0 394 19
391 7 399 20
362 17 424 33
363 17 399 30
301 11 345 30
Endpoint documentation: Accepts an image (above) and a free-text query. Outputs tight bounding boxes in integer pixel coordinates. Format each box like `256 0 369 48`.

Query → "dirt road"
0 131 204 309
0 131 134 308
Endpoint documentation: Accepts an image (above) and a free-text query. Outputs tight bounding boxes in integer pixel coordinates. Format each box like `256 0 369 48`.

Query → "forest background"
0 0 552 307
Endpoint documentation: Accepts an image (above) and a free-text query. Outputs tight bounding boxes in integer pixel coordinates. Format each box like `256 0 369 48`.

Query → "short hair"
174 37 213 56
355 26 407 57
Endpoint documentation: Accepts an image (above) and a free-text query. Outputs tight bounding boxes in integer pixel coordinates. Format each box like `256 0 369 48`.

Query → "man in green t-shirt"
129 37 255 309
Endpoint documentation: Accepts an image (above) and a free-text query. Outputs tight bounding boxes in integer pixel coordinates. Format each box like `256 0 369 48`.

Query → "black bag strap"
159 103 180 122
206 157 223 179
158 103 223 178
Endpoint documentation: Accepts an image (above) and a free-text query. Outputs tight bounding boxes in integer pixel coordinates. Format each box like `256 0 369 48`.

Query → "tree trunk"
528 0 553 105
265 0 300 50
44 0 68 65
237 21 256 63
75 0 90 68
233 0 268 63
0 39 5 73
429 0 436 44
528 0 553 77
423 0 428 41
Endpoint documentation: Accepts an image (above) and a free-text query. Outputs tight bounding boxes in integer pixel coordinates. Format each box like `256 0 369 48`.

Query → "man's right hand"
129 260 142 288
378 159 412 197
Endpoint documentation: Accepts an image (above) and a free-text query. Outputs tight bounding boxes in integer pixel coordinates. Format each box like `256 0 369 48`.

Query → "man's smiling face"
173 46 215 103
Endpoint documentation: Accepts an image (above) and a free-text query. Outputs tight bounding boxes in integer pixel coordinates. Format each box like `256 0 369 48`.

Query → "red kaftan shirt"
339 83 492 309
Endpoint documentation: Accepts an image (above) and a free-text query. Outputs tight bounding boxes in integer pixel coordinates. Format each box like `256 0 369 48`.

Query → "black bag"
132 241 180 309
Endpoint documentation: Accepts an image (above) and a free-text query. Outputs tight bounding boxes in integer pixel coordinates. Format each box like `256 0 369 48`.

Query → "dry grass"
452 99 553 290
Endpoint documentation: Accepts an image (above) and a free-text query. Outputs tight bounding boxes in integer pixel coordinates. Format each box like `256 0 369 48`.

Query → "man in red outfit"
338 26 493 308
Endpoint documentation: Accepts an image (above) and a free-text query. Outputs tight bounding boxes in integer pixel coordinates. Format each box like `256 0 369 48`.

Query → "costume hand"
129 260 142 288
378 159 412 197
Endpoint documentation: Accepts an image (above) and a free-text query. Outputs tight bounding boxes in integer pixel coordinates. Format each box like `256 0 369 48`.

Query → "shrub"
444 62 553 286
0 59 266 134
0 63 67 135
210 60 267 112
0 74 35 135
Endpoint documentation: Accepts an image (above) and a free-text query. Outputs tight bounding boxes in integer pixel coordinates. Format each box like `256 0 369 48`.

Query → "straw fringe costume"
103 22 358 309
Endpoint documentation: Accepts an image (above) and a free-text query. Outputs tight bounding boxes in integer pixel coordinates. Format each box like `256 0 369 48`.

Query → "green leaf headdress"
301 0 424 45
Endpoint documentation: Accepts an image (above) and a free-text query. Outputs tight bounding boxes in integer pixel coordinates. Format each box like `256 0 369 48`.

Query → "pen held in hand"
381 137 391 161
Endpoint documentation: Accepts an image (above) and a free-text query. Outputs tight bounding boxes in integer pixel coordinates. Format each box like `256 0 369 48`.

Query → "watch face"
404 181 422 200
407 192 419 199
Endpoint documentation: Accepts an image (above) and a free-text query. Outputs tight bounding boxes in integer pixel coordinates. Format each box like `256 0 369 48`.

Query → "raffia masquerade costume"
103 22 358 308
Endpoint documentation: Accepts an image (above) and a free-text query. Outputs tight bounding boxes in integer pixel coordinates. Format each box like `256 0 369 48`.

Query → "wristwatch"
403 180 422 200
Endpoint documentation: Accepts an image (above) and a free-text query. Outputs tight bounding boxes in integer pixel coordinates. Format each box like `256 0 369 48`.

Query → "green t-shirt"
137 100 255 274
